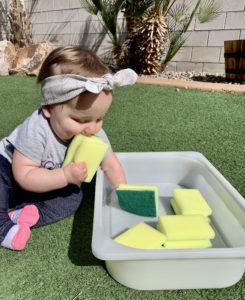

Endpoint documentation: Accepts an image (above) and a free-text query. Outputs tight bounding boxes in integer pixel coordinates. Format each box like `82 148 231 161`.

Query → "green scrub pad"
114 222 166 249
157 215 215 241
63 134 108 183
171 189 212 217
116 184 158 217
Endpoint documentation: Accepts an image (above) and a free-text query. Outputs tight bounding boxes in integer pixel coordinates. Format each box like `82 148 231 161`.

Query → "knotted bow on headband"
41 68 138 105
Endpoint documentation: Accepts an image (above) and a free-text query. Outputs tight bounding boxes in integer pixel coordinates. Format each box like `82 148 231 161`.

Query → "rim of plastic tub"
92 151 245 261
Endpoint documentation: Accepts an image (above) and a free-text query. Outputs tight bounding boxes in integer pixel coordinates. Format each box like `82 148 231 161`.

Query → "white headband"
41 68 138 105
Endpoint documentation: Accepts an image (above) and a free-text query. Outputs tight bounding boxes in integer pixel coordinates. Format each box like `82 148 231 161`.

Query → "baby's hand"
63 162 87 185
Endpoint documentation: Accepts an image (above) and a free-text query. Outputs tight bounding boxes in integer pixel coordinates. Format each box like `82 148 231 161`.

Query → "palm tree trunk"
128 8 168 74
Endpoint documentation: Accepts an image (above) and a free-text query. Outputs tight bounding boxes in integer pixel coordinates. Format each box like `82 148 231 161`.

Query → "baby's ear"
42 105 51 118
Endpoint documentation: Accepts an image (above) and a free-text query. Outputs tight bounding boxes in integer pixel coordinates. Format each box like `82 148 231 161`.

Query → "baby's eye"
81 120 91 124
73 118 89 124
96 118 103 123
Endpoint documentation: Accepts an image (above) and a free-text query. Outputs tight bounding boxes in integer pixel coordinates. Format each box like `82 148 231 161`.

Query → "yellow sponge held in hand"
114 222 166 250
63 134 108 182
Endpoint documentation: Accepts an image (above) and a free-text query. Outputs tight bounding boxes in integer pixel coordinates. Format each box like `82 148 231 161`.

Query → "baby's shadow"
68 181 104 267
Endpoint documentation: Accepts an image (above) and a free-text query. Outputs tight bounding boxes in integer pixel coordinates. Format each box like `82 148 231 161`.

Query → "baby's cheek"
96 123 103 132
69 124 84 135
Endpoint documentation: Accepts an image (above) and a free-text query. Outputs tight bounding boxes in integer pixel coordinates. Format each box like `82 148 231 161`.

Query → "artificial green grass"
0 76 244 300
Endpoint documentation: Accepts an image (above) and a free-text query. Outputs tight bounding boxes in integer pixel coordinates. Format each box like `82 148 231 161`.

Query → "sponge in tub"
157 215 215 241
62 134 108 183
114 222 166 249
164 239 212 249
116 184 158 217
171 189 212 217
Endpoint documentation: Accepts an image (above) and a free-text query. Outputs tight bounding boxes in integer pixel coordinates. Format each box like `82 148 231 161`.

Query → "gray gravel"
149 71 243 85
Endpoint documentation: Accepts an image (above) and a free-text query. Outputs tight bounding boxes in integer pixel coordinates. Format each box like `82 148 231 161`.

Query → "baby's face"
42 90 112 142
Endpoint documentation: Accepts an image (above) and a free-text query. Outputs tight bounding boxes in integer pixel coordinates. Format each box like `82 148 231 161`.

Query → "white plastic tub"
92 152 245 290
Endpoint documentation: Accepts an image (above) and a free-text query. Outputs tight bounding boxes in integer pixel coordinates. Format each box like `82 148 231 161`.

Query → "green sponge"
62 134 108 183
116 184 158 217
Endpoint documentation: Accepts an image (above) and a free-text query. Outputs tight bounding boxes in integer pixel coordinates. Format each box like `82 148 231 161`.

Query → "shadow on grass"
68 181 104 267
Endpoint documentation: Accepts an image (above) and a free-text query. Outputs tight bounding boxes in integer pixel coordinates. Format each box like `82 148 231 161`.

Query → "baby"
0 46 137 251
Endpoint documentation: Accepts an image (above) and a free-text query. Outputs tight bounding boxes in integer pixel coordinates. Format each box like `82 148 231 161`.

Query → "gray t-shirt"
0 109 111 170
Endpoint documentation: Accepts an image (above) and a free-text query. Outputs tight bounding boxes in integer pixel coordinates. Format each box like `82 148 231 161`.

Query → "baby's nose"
83 125 96 136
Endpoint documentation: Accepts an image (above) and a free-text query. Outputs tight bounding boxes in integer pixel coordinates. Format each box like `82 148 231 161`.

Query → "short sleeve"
96 128 112 161
7 110 47 165
96 128 111 146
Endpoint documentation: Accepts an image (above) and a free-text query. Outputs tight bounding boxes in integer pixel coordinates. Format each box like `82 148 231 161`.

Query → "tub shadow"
68 181 104 267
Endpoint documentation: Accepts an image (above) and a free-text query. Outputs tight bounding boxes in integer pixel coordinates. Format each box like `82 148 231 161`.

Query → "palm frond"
83 0 101 15
117 16 127 45
84 0 124 43
169 0 202 33
168 1 190 23
164 0 201 65
167 1 192 35
121 0 154 18
154 0 162 11
134 0 154 17
78 16 107 53
197 0 221 23
110 0 124 12
29 0 39 17
164 31 189 64
184 0 201 30
163 0 176 15
99 0 124 42
154 0 175 13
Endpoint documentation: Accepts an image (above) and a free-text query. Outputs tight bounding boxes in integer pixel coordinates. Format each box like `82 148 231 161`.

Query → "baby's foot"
8 204 39 227
1 224 31 251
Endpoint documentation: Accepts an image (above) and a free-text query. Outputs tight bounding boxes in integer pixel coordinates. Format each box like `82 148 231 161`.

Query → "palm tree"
124 0 168 74
84 0 126 67
84 0 221 74
162 0 221 70
127 0 221 74
121 0 154 35
84 0 156 68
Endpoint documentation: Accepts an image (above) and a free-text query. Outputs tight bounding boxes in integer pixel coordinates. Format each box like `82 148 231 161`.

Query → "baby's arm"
100 150 126 189
12 149 87 192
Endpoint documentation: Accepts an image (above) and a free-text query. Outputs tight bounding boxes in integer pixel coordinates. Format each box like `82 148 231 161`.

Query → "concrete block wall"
168 0 245 74
24 0 101 46
5 0 245 74
23 0 117 63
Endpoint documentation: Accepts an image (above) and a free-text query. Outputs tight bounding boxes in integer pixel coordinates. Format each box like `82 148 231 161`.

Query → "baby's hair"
37 46 110 83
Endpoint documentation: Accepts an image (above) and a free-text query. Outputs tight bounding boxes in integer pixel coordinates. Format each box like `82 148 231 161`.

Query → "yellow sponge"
171 189 212 217
114 222 166 249
63 134 108 182
157 215 215 241
164 239 212 249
